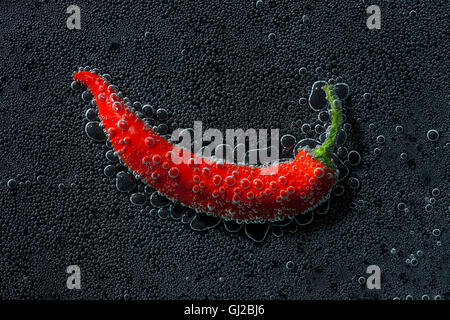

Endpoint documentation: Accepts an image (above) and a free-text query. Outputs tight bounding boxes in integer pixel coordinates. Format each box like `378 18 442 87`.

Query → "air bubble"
343 123 352 131
85 108 98 121
426 129 439 142
301 123 311 134
334 83 350 100
363 92 372 101
285 261 295 270
314 168 325 178
281 134 296 149
432 229 441 236
337 147 348 159
315 124 324 134
106 150 119 162
130 193 146 206
115 171 136 193
348 177 360 189
431 188 440 197
7 179 17 190
142 105 154 117
302 15 310 24
103 165 116 177
81 90 93 102
308 81 328 111
298 97 307 106
318 110 330 122
156 108 168 121
333 185 345 196
395 125 404 133
117 120 129 131
347 150 361 166
85 121 106 142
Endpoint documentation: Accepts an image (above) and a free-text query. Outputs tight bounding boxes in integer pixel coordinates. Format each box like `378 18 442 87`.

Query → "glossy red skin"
74 71 337 221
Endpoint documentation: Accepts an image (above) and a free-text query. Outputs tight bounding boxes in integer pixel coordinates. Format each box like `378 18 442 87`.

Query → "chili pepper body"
74 71 341 222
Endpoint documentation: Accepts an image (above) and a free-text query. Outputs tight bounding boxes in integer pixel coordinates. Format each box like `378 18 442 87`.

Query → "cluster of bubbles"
424 188 440 213
393 294 442 300
4 175 46 191
405 250 423 267
397 202 410 214
74 66 355 242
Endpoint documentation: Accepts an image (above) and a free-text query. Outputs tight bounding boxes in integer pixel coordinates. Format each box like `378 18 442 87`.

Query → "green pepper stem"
311 85 342 169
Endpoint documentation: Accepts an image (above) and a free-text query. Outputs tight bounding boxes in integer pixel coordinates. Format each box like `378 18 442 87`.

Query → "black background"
0 0 448 300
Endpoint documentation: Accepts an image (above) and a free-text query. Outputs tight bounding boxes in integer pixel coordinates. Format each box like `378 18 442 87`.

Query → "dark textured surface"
0 0 448 300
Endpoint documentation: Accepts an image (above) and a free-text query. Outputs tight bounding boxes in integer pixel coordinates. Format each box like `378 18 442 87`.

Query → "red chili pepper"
74 71 342 222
